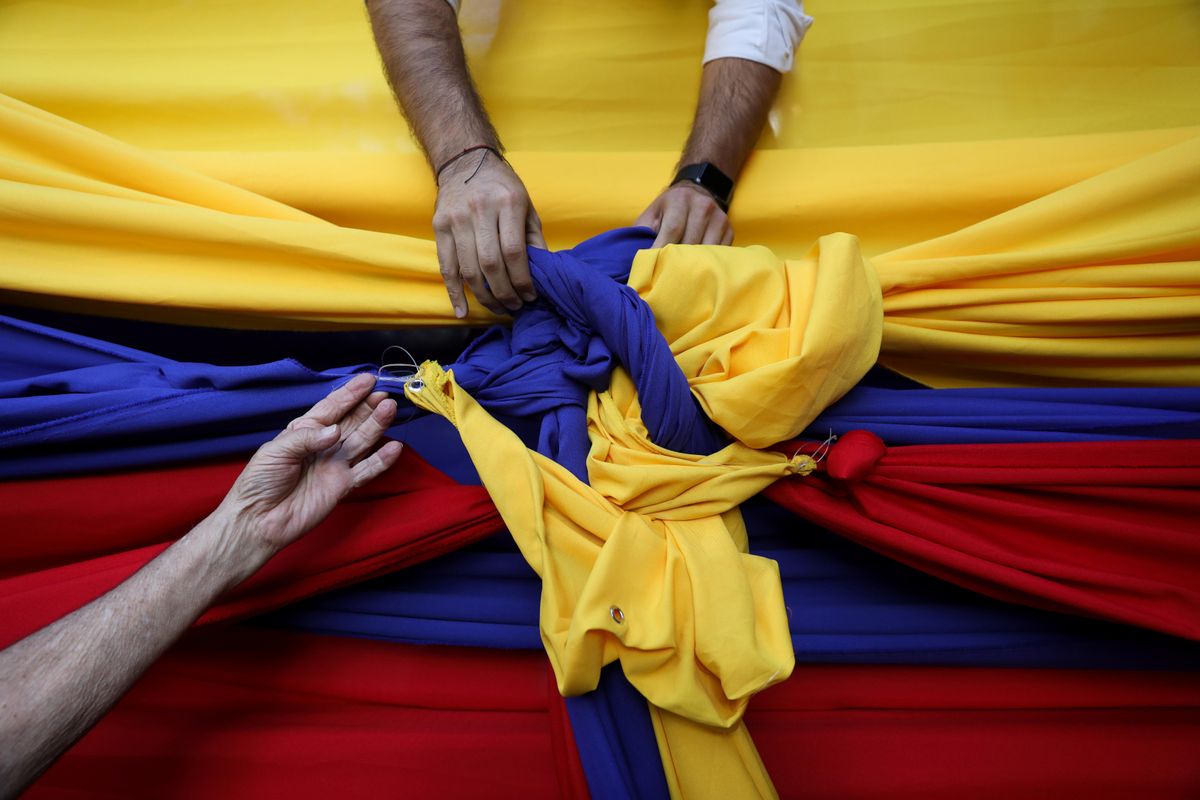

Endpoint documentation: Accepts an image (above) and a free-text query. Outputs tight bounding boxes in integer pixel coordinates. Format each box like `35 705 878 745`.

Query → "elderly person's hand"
0 373 404 798
211 372 404 576
434 151 546 318
635 182 734 249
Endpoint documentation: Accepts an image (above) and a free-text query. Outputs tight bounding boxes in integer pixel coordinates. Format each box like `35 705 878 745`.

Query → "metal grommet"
609 605 625 625
406 378 424 392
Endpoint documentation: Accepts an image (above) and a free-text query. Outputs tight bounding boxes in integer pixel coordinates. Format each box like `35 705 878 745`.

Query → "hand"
213 373 403 564
433 150 547 318
635 183 733 248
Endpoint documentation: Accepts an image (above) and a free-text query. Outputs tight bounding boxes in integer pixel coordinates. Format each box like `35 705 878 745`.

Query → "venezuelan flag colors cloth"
3 0 1200 798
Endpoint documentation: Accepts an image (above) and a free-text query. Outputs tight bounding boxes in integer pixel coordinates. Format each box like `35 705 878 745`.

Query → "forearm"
678 57 782 179
367 0 501 169
0 512 265 797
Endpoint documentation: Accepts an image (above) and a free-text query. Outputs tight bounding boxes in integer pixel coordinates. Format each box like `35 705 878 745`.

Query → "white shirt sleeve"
704 0 814 73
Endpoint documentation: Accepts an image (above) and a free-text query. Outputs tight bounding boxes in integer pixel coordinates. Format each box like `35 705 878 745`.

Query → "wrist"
187 505 276 594
435 144 505 185
671 162 734 212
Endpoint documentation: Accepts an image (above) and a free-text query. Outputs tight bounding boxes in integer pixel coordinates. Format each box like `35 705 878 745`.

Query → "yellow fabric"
4 89 1194 385
873 137 1200 386
630 234 882 446
651 706 777 800
406 362 803 727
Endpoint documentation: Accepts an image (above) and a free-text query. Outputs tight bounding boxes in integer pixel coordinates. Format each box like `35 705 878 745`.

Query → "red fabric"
749 664 1200 799
0 446 504 648
26 628 589 800
767 431 1200 639
27 628 1198 799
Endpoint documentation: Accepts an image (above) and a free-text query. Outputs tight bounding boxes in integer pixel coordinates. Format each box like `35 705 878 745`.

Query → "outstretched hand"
214 373 403 562
635 182 733 249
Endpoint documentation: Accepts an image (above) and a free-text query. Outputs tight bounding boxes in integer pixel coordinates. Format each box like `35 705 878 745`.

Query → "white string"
375 345 425 392
792 429 837 464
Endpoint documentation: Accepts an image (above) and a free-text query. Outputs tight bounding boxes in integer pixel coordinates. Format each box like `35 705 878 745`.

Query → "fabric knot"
405 361 457 424
825 429 886 481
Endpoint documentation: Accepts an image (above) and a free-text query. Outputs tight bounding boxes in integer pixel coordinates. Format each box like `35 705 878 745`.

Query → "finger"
351 440 405 488
653 204 687 249
335 391 386 443
298 373 377 427
701 215 728 246
526 205 547 249
634 200 662 231
474 212 520 312
435 228 468 319
500 203 537 303
680 200 712 245
452 221 504 315
472 211 520 311
341 397 398 463
272 422 340 461
721 227 734 246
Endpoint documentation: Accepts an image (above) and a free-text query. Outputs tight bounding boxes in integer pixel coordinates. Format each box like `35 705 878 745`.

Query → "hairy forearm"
679 57 782 179
367 0 501 169
0 513 264 797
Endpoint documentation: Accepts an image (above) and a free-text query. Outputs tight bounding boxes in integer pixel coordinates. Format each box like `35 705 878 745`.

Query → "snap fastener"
609 605 625 625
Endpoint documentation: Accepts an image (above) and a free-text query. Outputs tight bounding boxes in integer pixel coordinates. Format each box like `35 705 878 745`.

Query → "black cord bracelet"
435 145 504 184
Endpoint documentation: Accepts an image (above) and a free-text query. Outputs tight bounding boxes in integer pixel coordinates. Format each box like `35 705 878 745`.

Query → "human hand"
434 150 547 318
212 373 403 569
635 183 733 248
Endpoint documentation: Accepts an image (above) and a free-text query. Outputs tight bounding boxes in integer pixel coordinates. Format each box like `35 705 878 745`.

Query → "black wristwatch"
672 162 734 212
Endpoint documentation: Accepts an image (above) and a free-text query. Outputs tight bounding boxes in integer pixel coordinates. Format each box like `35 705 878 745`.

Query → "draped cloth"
0 450 503 650
768 431 1200 640
1 89 1198 387
27 626 1200 800
4 2 1200 797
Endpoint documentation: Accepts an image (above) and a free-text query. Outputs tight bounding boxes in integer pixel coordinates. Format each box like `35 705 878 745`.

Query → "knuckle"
502 244 525 262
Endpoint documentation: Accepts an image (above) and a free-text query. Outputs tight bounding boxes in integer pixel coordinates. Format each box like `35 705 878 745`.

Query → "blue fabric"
264 493 1200 670
451 227 723 478
0 314 363 478
807 383 1200 445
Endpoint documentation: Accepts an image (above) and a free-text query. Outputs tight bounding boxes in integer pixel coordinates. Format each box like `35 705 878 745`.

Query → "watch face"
696 163 734 201
675 163 734 210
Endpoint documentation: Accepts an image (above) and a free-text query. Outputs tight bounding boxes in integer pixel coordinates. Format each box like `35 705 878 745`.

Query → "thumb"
634 202 662 231
526 208 547 249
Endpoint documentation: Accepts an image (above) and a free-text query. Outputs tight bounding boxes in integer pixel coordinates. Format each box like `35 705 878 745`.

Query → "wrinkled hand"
215 373 403 562
434 151 547 318
635 183 733 248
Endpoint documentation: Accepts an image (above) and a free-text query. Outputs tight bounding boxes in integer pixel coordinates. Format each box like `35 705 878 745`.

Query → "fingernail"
455 306 466 319
320 424 338 438
521 291 537 303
